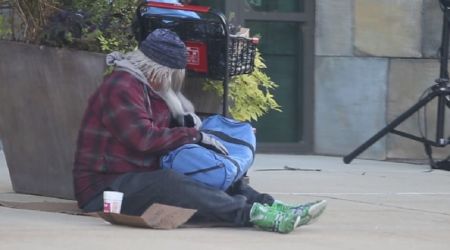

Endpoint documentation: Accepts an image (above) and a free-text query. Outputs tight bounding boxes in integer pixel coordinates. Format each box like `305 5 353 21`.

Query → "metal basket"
227 36 258 76
135 1 257 80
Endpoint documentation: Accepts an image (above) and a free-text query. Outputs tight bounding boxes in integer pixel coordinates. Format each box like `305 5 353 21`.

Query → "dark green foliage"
39 0 138 52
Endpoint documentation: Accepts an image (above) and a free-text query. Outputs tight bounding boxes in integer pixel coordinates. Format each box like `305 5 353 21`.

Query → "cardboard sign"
98 203 196 229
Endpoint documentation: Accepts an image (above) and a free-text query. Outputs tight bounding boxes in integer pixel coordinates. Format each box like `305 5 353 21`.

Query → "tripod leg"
343 91 440 164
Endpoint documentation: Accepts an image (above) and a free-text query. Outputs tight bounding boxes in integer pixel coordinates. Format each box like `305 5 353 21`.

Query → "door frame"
225 1 316 154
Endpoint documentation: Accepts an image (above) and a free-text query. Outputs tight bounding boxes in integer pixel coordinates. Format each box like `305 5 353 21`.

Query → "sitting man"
73 28 326 233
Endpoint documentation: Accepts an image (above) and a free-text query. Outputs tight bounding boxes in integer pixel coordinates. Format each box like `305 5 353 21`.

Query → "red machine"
135 1 258 115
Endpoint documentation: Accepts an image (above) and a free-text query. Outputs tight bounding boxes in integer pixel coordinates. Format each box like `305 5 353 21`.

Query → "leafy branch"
0 0 61 42
204 50 281 121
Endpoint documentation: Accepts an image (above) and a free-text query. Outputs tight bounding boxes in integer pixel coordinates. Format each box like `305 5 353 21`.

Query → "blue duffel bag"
160 115 255 190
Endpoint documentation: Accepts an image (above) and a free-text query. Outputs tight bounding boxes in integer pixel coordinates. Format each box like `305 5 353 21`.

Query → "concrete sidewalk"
0 150 449 250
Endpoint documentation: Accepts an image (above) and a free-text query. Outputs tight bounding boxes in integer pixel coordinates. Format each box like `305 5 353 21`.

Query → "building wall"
314 0 450 160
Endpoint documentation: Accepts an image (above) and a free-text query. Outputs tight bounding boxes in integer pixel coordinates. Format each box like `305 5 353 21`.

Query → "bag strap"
185 155 241 182
201 129 255 157
185 165 224 176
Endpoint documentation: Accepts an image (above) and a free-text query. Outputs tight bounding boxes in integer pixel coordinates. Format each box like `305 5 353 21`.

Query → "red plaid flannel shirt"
73 71 200 207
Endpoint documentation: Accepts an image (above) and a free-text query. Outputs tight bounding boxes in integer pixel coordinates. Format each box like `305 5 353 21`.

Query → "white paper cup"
103 191 123 214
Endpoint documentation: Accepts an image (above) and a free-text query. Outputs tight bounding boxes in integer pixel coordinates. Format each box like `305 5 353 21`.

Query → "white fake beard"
157 87 195 124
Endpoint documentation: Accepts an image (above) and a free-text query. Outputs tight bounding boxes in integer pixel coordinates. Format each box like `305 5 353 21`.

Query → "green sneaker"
272 200 327 227
249 202 301 234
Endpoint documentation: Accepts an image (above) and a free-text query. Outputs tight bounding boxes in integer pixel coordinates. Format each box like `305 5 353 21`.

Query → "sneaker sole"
304 200 327 225
278 214 301 234
293 214 301 228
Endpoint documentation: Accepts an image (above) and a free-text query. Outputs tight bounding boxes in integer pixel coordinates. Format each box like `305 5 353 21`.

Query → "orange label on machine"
185 40 208 73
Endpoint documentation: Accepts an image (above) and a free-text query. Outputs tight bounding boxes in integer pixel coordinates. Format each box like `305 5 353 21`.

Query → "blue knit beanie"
139 29 187 69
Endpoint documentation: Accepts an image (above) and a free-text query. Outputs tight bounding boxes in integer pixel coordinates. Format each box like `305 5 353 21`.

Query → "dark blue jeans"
83 169 274 226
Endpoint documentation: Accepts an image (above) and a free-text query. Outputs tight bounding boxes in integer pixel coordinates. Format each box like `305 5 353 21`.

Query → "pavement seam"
305 195 450 217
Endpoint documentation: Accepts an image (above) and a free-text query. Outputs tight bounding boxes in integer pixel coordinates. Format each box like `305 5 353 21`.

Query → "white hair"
124 49 195 117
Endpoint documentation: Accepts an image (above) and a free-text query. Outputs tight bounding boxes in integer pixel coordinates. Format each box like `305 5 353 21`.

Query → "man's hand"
198 132 229 155
183 113 202 129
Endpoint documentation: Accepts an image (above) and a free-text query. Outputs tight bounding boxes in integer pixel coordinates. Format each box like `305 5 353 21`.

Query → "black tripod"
343 0 450 169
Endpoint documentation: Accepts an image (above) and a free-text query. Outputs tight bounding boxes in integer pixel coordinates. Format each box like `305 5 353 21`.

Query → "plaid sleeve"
100 75 200 154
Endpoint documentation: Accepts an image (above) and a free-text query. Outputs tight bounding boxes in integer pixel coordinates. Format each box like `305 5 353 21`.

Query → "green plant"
0 0 280 120
2 0 60 42
1 0 137 52
68 0 138 52
203 50 281 122
39 10 102 51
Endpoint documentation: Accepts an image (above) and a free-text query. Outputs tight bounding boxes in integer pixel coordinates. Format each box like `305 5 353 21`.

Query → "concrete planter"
0 41 221 199
0 41 105 199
